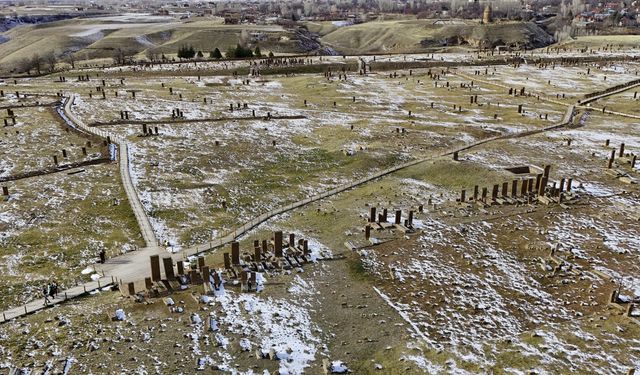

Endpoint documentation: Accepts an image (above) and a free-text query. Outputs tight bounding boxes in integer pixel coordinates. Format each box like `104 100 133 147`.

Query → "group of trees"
225 44 262 58
177 45 197 59
176 44 271 60
10 40 271 75
16 52 57 75
177 45 210 59
112 47 137 65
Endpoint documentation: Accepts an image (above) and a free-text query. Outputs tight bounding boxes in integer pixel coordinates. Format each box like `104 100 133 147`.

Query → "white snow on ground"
507 323 637 375
212 281 322 374
549 211 640 255
402 354 445 373
373 286 435 346
66 60 578 246
362 216 575 350
134 35 155 47
69 30 104 41
475 63 640 94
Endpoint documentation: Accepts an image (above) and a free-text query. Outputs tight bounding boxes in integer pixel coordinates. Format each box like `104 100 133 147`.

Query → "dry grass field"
0 15 300 74
317 19 553 54
1 36 640 374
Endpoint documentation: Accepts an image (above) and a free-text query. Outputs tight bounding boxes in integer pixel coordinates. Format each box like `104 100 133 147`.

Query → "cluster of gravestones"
542 245 582 278
255 57 311 68
536 62 558 69
605 141 637 173
472 68 491 76
51 142 95 167
324 67 351 81
457 79 534 119
305 96 361 109
2 90 25 99
458 165 576 207
3 108 17 127
508 87 528 97
78 81 127 100
171 108 184 118
124 254 195 297
584 78 640 100
229 102 249 111
358 58 369 75
427 68 449 82
364 207 417 242
131 231 316 298
81 77 127 99
609 288 638 321
0 138 100 191
222 231 313 280
140 124 159 137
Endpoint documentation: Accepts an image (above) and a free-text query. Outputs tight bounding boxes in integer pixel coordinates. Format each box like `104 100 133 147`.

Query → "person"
43 284 50 306
99 249 106 264
51 281 58 298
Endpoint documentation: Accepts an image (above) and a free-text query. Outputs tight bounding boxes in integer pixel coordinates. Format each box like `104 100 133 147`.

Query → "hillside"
0 15 303 74
318 19 554 54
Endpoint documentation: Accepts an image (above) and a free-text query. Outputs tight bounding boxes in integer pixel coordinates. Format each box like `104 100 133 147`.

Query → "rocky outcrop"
0 14 77 33
421 22 554 50
295 27 340 55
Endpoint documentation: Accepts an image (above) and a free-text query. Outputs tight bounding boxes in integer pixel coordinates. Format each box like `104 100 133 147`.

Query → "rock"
200 295 213 304
191 313 202 324
114 309 126 321
239 338 252 351
324 360 350 374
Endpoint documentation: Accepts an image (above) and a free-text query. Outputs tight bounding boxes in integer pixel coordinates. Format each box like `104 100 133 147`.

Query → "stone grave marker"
150 255 161 282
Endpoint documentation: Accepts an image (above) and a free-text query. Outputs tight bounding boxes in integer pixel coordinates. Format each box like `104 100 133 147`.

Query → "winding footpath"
60 95 158 248
1 70 638 323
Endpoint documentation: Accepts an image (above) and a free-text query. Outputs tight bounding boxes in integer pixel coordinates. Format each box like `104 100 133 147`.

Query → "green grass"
346 257 370 280
396 158 512 189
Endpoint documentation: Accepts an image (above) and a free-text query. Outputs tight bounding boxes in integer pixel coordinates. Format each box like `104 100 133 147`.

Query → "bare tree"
112 47 137 65
239 29 250 47
44 52 57 73
30 54 43 75
145 48 159 62
16 57 34 74
64 54 76 69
